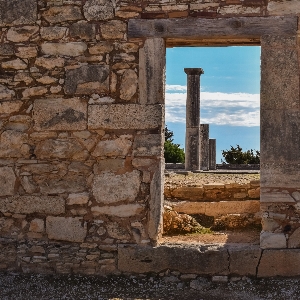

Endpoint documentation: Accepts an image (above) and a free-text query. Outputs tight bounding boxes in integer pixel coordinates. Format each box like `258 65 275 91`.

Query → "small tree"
164 126 185 163
221 144 260 164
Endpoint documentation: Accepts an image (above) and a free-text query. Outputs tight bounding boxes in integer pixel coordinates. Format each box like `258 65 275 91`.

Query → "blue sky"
165 46 261 163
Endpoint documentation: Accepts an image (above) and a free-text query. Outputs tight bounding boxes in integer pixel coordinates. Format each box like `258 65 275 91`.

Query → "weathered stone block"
92 171 140 204
287 227 300 248
0 167 15 196
42 6 83 23
229 247 262 276
92 136 132 157
88 104 164 130
35 57 65 69
0 0 37 26
268 0 300 15
40 175 86 194
118 244 229 275
0 130 29 158
139 38 165 105
33 98 87 131
260 232 287 249
22 86 47 99
65 65 109 95
261 191 295 203
6 26 39 42
41 42 87 57
0 85 15 101
91 204 144 217
0 44 14 56
0 196 65 215
83 0 114 21
1 59 27 70
69 22 96 40
93 159 125 173
35 139 85 160
101 20 126 39
29 219 44 233
173 200 260 217
16 46 38 59
258 249 300 277
107 222 131 240
40 27 67 40
46 217 87 243
67 192 89 205
120 69 138 100
132 134 163 156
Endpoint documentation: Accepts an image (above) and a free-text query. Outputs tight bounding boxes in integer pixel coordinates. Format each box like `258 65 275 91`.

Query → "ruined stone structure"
200 123 209 170
209 139 217 170
0 0 300 277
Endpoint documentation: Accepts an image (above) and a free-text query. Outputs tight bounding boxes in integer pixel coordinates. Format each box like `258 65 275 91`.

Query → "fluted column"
184 68 204 171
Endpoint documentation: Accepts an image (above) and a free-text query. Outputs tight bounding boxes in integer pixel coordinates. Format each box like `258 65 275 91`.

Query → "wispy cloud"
165 85 260 127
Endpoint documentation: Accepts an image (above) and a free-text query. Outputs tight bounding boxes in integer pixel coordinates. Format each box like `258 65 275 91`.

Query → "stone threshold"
118 244 300 278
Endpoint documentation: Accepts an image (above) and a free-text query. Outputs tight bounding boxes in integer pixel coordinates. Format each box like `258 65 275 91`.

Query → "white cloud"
165 85 260 127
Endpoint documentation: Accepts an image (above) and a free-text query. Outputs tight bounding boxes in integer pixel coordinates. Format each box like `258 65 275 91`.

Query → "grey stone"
0 196 65 215
92 171 140 204
209 139 216 170
0 44 14 56
229 247 262 276
92 136 132 158
185 127 201 171
139 38 165 105
268 0 300 15
260 191 295 203
148 160 164 241
88 104 164 130
0 84 15 101
41 42 87 57
46 217 87 243
288 227 300 248
200 124 209 171
33 98 87 131
69 22 96 40
83 0 114 21
292 191 300 201
118 244 229 274
258 249 300 277
0 167 15 196
42 5 83 24
120 69 138 101
0 0 37 26
132 134 163 157
65 65 109 95
260 232 287 249
91 204 144 217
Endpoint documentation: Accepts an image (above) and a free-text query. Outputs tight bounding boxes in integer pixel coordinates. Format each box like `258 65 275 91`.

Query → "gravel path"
1 273 300 300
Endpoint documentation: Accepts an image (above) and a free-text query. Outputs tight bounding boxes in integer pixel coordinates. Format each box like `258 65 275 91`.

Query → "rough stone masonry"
0 0 299 277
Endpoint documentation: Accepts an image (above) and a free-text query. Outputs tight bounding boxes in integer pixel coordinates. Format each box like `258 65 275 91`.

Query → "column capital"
184 68 204 75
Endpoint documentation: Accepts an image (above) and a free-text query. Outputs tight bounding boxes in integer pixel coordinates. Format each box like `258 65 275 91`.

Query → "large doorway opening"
163 46 261 245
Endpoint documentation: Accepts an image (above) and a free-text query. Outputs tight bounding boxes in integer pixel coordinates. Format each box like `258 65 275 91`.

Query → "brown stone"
1 59 27 70
120 69 138 100
0 167 16 196
91 204 144 217
41 42 87 57
0 84 15 101
40 27 67 40
35 57 65 69
42 6 83 23
101 20 126 39
6 26 39 43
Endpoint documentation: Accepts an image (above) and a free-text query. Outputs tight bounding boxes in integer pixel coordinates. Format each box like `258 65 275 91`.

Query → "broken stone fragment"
1 59 27 70
0 167 16 196
0 84 15 101
6 26 39 43
40 26 67 40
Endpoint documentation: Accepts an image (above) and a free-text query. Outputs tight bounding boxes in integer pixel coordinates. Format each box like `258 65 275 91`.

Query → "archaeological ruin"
0 0 300 278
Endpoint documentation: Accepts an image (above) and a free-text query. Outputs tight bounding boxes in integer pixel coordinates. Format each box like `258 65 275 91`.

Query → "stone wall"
0 0 300 276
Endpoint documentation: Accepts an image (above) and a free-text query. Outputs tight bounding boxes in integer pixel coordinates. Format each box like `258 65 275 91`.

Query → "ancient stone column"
200 124 209 171
209 139 217 170
184 68 204 171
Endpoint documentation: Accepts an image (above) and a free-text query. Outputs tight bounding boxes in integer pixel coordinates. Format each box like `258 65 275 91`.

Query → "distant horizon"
165 46 261 163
